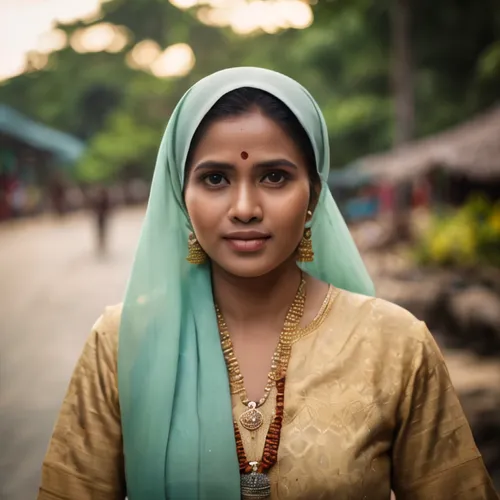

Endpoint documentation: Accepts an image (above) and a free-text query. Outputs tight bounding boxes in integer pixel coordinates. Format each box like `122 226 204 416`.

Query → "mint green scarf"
118 67 374 500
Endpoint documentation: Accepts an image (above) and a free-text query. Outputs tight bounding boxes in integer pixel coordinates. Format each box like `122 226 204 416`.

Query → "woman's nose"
228 183 263 223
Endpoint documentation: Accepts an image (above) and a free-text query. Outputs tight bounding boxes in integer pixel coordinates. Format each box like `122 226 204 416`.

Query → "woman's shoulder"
90 303 123 354
335 288 429 335
328 288 441 363
93 302 123 329
314 288 446 395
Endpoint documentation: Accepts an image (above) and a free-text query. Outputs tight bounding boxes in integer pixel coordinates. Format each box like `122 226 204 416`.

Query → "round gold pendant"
239 401 263 431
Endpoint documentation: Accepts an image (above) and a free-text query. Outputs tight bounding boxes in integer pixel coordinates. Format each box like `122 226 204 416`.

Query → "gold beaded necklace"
215 273 306 432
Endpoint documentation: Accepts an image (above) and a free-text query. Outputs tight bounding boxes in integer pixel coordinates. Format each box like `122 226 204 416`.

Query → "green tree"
1 0 498 182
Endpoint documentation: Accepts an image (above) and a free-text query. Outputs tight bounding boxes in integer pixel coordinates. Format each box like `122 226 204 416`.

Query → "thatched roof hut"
358 106 500 182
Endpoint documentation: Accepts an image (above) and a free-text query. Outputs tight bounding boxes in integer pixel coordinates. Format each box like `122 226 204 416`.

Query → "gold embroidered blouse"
38 288 499 499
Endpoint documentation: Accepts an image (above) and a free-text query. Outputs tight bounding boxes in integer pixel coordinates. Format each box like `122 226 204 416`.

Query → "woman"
38 67 498 499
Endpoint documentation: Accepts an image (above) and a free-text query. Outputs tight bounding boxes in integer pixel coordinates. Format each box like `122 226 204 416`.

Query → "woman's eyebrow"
255 159 297 169
193 158 297 172
193 161 234 172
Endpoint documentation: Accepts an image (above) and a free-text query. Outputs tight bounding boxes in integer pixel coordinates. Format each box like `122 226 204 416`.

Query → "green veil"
118 67 375 499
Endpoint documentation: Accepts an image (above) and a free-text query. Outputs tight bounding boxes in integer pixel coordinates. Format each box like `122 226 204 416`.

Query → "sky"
0 0 312 81
0 0 104 80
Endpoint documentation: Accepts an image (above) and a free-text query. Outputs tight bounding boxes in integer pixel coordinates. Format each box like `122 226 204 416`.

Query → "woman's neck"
211 259 302 334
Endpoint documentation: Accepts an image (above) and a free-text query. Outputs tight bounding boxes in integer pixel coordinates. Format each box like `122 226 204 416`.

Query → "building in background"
0 105 85 220
357 105 500 209
330 105 500 224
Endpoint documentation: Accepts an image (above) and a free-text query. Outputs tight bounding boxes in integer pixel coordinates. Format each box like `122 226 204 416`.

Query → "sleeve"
37 308 126 500
392 323 499 500
391 322 499 499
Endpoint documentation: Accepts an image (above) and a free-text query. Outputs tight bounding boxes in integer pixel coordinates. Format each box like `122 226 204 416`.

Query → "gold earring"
186 233 208 264
297 227 314 262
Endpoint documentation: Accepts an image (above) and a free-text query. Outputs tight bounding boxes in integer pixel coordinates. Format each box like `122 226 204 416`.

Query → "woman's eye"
204 173 226 186
263 172 286 184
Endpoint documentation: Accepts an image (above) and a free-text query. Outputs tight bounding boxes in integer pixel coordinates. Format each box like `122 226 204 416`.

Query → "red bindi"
240 151 249 160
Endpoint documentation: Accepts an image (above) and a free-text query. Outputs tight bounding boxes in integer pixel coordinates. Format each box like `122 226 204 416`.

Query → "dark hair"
186 87 320 192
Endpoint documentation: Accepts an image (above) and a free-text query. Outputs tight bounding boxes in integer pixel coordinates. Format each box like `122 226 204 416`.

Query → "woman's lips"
225 238 270 252
223 236 271 252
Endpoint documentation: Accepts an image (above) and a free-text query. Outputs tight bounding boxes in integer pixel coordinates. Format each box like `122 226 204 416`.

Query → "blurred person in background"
49 175 67 216
91 185 112 255
8 178 26 218
38 68 498 499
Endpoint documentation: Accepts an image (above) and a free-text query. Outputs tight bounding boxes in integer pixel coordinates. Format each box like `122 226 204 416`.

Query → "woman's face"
184 109 314 278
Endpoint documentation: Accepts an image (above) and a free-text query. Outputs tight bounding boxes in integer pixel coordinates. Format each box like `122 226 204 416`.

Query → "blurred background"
0 0 499 498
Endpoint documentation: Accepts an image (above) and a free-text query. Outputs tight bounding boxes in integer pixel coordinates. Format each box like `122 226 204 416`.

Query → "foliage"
415 196 500 268
76 111 161 182
0 0 499 182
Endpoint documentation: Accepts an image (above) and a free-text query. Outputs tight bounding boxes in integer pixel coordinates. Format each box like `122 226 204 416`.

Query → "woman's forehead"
190 112 304 161
174 71 328 182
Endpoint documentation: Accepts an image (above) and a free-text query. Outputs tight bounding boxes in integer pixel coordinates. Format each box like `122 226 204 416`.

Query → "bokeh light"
36 29 68 55
126 40 163 70
25 51 50 72
70 23 129 54
169 0 199 9
171 0 313 34
150 43 196 78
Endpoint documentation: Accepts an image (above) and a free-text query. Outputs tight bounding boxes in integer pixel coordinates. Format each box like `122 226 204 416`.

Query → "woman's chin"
220 264 275 279
211 254 294 279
